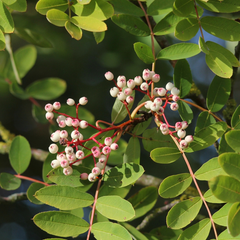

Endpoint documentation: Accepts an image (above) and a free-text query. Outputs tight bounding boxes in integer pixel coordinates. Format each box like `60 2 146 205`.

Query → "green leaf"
195 157 226 181
36 0 68 15
228 202 240 237
219 129 234 154
153 11 184 36
77 0 91 4
225 129 240 153
0 1 14 33
14 28 53 48
98 184 131 199
108 138 127 165
71 16 107 32
0 30 5 50
108 0 144 17
32 104 48 124
149 226 182 240
65 21 82 40
218 229 240 239
177 100 193 123
96 195 135 221
120 222 148 240
209 175 240 202
0 172 21 190
42 153 54 183
123 137 140 164
212 203 234 227
157 43 201 60
142 128 176 152
27 182 45 205
133 42 155 64
198 36 209 54
6 0 27 12
185 121 228 153
26 78 66 100
9 82 30 99
9 136 31 174
173 0 195 17
71 0 114 20
103 163 144 188
196 0 240 13
159 173 192 198
178 218 211 240
206 41 240 67
203 189 225 203
150 147 181 164
47 9 69 27
206 76 231 112
132 116 152 136
201 16 240 41
33 211 89 237
205 49 233 78
173 59 192 98
231 105 240 129
167 197 202 229
111 14 150 37
175 18 199 41
2 0 17 4
128 186 158 220
219 152 240 181
111 90 134 124
195 111 216 133
91 222 132 240
148 0 175 16
93 31 105 44
35 185 94 210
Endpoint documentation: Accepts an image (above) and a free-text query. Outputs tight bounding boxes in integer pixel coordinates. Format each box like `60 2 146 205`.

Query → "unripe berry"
67 153 76 162
171 87 180 96
179 140 188 149
60 159 69 168
50 130 61 142
53 102 61 110
56 115 66 123
76 150 85 159
92 167 101 176
152 74 160 83
177 129 186 139
72 119 80 127
110 87 119 97
58 120 66 128
110 143 118 150
79 97 88 105
46 112 54 120
80 173 88 180
157 88 167 96
124 88 132 96
57 153 67 161
142 69 151 81
185 135 194 143
96 162 105 170
65 117 73 126
170 103 179 111
65 146 74 154
140 82 149 91
79 120 88 129
150 102 160 112
162 129 169 135
51 159 60 168
78 133 84 141
104 137 112 146
126 96 134 104
45 104 53 112
117 76 126 88
160 123 168 132
63 166 73 176
127 79 136 89
99 155 107 163
145 101 152 109
105 71 114 81
172 95 180 102
49 143 58 154
102 146 111 155
175 122 182 131
152 88 159 96
67 98 75 106
60 130 68 138
117 92 127 101
182 121 188 129
154 97 162 105
88 173 97 182
157 106 164 115
71 130 80 139
134 76 142 85
92 146 101 158
166 82 175 91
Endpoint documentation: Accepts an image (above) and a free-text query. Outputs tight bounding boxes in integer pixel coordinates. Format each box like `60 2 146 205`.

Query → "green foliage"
0 172 21 190
134 42 155 64
150 147 181 164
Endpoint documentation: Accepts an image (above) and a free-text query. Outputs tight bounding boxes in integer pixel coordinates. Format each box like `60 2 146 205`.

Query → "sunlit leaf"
27 182 45 205
133 42 155 64
231 105 240 129
93 31 105 44
150 147 181 164
148 0 175 15
213 203 233 227
0 30 5 50
47 9 69 27
225 129 240 153
98 184 131 199
228 202 240 237
198 36 209 54
65 21 82 40
36 0 68 15
0 1 14 33
195 111 216 133
218 229 240 239
178 100 193 123
203 189 225 203
120 222 148 240
6 0 27 12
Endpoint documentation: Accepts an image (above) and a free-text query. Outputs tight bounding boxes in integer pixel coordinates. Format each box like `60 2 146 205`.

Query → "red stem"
15 174 49 186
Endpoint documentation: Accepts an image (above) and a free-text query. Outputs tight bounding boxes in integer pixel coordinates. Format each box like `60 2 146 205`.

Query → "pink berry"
45 112 54 120
99 155 107 163
104 137 112 146
171 87 180 96
182 121 189 129
80 173 88 180
172 95 180 102
126 96 134 104
72 119 79 127
175 122 182 131
177 129 186 139
53 102 61 110
45 103 53 112
124 88 132 96
166 82 174 91
88 173 97 182
185 135 194 143
142 69 151 81
117 92 127 101
50 130 60 142
60 159 69 168
140 82 149 91
79 120 88 129
102 146 111 155
51 159 60 168
105 71 114 81
134 76 142 85
67 98 75 106
92 167 101 176
63 166 73 176
71 130 80 139
117 76 126 88
110 87 119 97
127 79 136 89
110 143 118 150
152 74 160 83
79 97 88 105
76 150 85 159
170 103 179 111
60 130 68 138
49 144 58 154
180 140 188 149
157 88 166 96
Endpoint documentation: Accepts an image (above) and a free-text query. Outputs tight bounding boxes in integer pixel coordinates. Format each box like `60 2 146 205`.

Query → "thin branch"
0 192 27 203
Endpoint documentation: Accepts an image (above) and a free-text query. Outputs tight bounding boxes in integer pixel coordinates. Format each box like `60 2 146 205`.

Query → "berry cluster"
105 69 194 149
45 97 119 182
